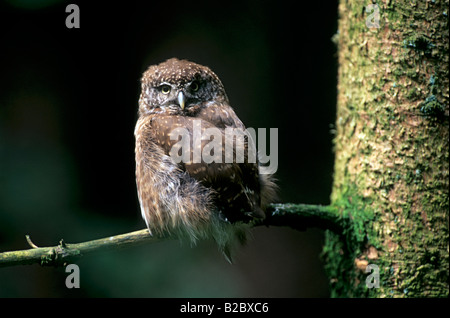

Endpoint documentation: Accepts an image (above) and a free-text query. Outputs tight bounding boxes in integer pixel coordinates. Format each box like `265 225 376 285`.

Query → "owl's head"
139 58 229 116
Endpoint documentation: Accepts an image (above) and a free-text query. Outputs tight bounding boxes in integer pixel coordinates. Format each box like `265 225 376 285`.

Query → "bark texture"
323 0 449 297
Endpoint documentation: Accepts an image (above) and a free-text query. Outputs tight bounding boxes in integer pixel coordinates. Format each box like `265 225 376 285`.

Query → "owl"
135 58 277 261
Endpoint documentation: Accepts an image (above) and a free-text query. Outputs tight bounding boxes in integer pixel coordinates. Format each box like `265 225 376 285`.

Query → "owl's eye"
160 84 171 94
190 81 200 92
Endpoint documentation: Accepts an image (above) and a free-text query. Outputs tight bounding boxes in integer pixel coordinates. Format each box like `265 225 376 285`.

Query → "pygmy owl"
135 58 277 261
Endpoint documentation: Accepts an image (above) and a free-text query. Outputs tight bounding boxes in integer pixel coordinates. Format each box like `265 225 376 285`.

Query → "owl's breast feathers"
142 103 265 223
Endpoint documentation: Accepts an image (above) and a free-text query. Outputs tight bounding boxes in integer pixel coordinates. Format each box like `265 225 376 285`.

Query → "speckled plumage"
135 58 277 261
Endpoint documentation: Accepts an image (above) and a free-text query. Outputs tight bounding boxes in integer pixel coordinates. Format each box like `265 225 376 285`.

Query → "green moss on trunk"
324 0 449 297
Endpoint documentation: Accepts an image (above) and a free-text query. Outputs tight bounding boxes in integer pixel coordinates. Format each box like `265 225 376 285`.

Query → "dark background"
0 0 338 297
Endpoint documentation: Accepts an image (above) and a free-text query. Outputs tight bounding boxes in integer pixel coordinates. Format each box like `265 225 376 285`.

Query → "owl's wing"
199 104 278 213
149 105 264 223
196 103 246 130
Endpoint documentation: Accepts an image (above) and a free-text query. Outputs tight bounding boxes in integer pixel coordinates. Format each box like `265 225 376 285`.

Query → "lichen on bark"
324 0 449 297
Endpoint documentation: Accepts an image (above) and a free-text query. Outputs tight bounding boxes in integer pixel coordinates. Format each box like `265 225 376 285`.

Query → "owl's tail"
209 218 249 264
259 173 279 211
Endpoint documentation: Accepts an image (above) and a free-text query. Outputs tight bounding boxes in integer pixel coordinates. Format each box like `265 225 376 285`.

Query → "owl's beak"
177 91 185 110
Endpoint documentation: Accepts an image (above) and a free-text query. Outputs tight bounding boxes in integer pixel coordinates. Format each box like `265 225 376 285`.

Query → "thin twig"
0 229 158 268
25 235 39 249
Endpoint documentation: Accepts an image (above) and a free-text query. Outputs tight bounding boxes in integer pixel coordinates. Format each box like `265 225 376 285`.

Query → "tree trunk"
323 0 449 297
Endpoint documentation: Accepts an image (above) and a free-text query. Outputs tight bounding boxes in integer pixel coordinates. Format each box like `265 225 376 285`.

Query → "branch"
261 203 343 233
0 203 344 268
0 229 158 268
